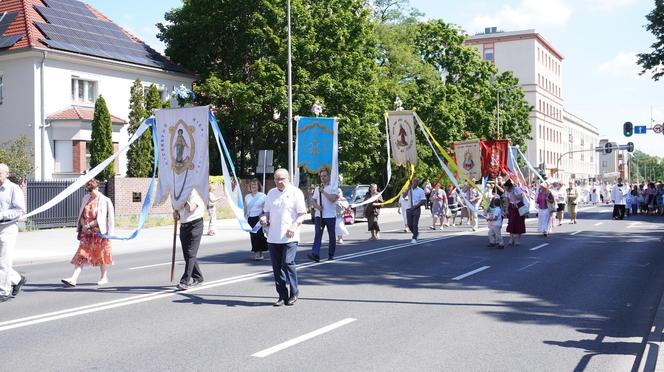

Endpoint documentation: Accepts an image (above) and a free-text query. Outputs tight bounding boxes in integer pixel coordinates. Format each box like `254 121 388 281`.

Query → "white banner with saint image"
387 110 417 166
453 139 482 181
154 106 209 209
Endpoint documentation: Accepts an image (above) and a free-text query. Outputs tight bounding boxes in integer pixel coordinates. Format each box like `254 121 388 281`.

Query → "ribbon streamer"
414 114 485 218
5 118 154 231
349 112 393 208
377 162 414 206
209 112 261 233
99 118 158 240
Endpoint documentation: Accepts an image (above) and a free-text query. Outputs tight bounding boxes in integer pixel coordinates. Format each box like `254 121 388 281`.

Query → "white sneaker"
439 226 444 231
411 239 417 244
97 277 108 286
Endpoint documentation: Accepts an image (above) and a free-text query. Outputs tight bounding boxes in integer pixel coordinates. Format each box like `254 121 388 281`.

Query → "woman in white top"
245 178 268 260
552 181 567 226
397 193 409 232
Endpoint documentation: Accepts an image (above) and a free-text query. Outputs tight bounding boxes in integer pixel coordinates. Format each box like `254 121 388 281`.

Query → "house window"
601 160 608 168
71 78 97 104
484 48 494 62
0 74 3 105
54 140 73 173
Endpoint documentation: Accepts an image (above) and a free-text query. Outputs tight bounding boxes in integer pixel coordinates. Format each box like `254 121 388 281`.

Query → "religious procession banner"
294 116 339 188
453 139 482 181
387 110 417 166
481 139 510 179
154 106 210 209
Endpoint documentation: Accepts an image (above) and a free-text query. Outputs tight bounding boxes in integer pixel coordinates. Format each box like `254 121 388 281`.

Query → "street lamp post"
287 0 294 180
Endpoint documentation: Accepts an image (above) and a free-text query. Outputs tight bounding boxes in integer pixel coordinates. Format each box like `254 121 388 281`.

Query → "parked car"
307 184 370 224
341 184 370 224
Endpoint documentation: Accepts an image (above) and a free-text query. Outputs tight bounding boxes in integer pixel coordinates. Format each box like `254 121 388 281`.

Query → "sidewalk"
14 208 408 266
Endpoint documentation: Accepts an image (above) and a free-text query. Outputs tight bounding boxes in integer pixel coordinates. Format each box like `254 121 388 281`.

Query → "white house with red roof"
0 0 195 179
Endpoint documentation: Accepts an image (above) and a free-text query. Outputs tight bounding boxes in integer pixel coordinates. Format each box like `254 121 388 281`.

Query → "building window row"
537 73 560 97
537 47 560 76
538 99 562 121
538 124 564 144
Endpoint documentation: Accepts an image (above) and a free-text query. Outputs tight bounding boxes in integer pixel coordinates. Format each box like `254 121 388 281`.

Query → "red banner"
481 139 510 179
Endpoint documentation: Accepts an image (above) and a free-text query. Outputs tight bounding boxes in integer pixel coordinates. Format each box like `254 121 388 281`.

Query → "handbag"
518 203 529 217
547 201 556 212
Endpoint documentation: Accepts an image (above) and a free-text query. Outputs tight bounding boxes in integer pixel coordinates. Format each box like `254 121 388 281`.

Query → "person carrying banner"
0 164 26 302
62 179 115 287
260 169 307 307
308 169 341 262
245 178 268 260
407 178 427 243
173 190 205 290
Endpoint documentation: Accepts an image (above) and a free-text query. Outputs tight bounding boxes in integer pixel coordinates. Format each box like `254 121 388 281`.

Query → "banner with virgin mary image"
154 106 209 209
387 110 417 166
453 139 482 181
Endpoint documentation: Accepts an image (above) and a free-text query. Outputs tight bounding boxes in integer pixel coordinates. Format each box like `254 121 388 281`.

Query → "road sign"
256 150 274 174
654 124 663 134
634 125 647 134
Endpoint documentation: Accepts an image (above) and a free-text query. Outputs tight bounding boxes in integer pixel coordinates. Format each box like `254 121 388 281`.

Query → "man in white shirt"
308 169 341 262
173 190 205 290
260 168 308 306
611 178 628 220
407 177 427 243
0 164 26 302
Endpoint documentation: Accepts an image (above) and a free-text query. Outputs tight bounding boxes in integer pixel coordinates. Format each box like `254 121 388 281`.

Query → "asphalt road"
1 205 663 371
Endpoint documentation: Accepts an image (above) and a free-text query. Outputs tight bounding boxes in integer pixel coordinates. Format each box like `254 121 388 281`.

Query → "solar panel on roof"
0 12 18 35
0 35 22 49
33 4 187 73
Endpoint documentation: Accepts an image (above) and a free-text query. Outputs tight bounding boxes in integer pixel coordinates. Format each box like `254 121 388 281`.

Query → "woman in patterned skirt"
62 179 115 287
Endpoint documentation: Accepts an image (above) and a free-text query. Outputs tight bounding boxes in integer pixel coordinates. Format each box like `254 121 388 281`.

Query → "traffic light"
627 141 634 153
623 121 633 137
604 142 613 154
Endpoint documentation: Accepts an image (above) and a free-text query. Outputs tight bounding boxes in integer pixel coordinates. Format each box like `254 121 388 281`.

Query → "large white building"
466 28 599 183
0 0 195 180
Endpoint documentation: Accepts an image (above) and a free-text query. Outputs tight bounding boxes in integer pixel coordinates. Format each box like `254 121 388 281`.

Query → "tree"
126 79 152 177
0 135 34 183
158 0 385 184
90 95 115 181
638 0 664 81
145 84 165 113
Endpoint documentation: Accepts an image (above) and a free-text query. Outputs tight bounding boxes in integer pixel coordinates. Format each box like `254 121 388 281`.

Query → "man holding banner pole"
308 169 341 262
407 177 427 244
173 190 205 290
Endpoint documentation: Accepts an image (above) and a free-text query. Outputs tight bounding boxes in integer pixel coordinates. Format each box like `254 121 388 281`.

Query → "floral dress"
71 197 112 266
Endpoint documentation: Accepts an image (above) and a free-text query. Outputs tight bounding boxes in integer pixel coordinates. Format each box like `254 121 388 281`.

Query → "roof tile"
47 105 127 124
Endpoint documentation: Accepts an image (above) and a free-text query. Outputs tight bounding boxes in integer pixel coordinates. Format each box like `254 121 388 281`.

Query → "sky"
86 0 664 157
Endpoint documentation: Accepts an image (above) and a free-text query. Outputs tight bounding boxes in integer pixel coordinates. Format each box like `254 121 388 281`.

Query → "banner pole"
262 150 267 189
170 220 178 282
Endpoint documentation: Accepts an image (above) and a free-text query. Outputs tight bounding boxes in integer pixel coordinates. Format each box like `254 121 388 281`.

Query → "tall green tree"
145 84 165 113
637 0 664 81
158 0 385 184
90 95 115 181
126 79 152 177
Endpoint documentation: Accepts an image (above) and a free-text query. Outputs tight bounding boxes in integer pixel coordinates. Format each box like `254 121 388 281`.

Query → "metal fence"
26 179 106 228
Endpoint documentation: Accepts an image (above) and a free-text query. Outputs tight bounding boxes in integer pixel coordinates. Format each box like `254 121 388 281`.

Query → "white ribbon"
349 114 392 208
17 119 152 222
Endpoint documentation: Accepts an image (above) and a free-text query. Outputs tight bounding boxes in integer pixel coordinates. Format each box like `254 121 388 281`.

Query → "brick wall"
106 177 283 217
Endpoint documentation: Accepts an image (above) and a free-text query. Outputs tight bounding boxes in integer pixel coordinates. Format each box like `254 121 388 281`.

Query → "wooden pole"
170 219 178 282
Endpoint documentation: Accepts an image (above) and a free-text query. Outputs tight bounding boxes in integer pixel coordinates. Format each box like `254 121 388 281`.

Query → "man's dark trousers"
312 217 336 258
268 242 299 301
406 207 421 240
179 218 204 285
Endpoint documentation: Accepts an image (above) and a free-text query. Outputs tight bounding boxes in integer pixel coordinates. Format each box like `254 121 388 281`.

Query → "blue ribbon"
209 112 261 233
99 117 157 240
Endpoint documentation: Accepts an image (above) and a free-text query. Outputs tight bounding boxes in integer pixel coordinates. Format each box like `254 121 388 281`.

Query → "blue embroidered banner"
296 117 335 174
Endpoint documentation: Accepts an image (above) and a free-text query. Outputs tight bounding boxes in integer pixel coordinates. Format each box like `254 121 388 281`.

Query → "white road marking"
628 222 640 229
453 266 491 281
0 230 478 333
129 261 183 270
594 222 603 226
571 231 582 236
529 243 549 251
517 261 540 272
252 318 357 358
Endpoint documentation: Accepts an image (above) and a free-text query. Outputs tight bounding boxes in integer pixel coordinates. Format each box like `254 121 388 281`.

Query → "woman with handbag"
245 178 268 260
504 179 526 246
536 182 555 237
62 179 115 287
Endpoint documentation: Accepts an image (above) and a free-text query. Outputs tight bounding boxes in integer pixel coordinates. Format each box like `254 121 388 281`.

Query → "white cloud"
471 0 572 32
578 0 638 12
596 51 646 79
